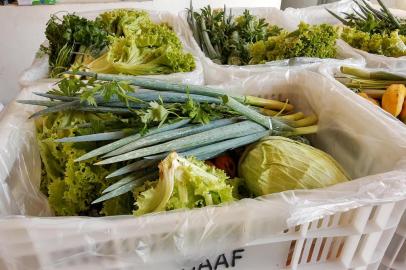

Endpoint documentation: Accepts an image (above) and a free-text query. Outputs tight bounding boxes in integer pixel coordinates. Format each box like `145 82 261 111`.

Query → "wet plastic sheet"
18 9 205 87
284 0 406 71
178 6 365 84
1 69 406 269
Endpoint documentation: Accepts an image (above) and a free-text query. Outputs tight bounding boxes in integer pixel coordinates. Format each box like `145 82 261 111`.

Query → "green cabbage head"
238 136 349 196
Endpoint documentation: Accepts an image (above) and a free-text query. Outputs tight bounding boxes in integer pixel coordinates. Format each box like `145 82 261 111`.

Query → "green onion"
56 129 137 143
33 92 78 102
95 120 267 165
106 159 159 179
278 112 305 121
66 71 287 108
17 100 63 107
73 106 132 114
92 172 158 204
29 100 81 119
341 66 406 81
75 119 191 162
222 95 294 133
291 115 318 128
180 131 269 159
104 118 239 157
103 168 156 194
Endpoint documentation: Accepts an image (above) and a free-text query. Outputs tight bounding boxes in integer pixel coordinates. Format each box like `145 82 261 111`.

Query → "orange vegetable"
382 84 406 117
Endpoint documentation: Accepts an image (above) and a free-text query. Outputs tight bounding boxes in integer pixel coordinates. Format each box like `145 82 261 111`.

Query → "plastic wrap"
18 9 205 88
284 0 406 71
1 69 406 269
178 6 365 85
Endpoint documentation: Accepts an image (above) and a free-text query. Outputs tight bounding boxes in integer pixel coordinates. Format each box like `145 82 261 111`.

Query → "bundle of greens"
41 9 195 77
42 14 109 77
187 5 275 65
327 0 406 57
187 4 338 65
20 72 321 216
249 22 338 64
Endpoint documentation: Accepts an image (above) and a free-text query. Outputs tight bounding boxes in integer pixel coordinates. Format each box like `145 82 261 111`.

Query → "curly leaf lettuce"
341 26 406 57
90 35 195 75
96 9 151 37
134 153 235 216
249 22 338 63
89 9 195 75
36 112 131 216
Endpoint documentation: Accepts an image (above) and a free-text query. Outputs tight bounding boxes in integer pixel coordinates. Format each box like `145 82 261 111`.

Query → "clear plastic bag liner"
1 69 406 268
18 9 205 88
284 0 406 71
178 6 365 85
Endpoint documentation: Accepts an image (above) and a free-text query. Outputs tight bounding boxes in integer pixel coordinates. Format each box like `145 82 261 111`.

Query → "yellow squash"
382 84 406 117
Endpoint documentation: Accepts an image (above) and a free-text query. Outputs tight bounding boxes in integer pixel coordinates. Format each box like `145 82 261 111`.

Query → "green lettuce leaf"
341 26 406 57
249 22 338 63
36 112 129 216
134 153 235 216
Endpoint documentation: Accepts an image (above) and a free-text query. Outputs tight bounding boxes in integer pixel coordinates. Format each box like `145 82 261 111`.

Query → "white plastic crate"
1 201 405 270
379 210 406 270
178 6 365 85
2 69 406 269
18 9 205 88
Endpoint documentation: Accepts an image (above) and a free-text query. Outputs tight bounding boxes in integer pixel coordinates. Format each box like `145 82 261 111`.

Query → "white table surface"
0 0 281 108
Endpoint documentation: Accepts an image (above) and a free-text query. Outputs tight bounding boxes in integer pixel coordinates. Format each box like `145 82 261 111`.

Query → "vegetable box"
179 6 365 85
18 9 205 88
1 69 406 269
284 0 406 72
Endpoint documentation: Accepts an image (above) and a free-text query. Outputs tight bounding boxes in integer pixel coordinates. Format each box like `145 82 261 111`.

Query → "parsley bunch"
42 14 109 77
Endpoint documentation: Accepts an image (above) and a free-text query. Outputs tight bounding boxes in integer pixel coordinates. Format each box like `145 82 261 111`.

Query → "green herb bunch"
187 5 273 65
327 0 406 57
327 0 406 35
42 14 109 77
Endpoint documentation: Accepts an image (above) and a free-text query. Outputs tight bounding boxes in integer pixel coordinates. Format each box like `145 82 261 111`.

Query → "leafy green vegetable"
42 9 195 77
327 0 406 57
327 0 406 36
134 152 235 216
95 9 151 37
238 136 349 196
36 111 124 216
187 6 274 65
89 33 195 75
249 22 338 64
340 27 406 57
88 9 195 75
42 14 108 77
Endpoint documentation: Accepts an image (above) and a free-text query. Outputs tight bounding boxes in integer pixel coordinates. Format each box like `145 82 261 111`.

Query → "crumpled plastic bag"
284 0 406 71
178 6 365 84
1 69 406 269
18 9 205 88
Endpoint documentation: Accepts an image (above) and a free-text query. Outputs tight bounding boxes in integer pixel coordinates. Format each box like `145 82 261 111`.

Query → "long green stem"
17 100 63 107
104 118 239 157
56 129 137 143
75 119 190 162
95 120 267 165
341 66 406 80
29 100 81 119
92 171 159 204
106 159 159 179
